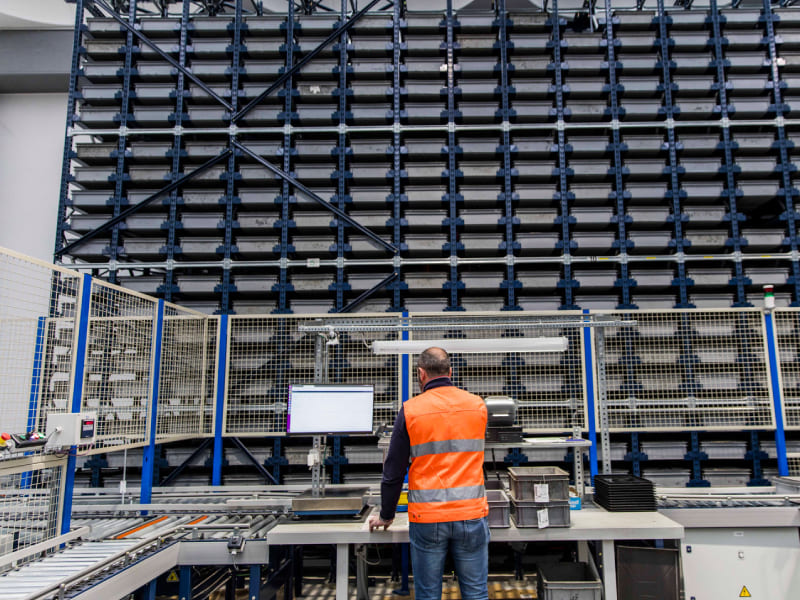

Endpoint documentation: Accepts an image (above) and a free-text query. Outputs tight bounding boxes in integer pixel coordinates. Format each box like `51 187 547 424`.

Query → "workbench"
267 505 684 600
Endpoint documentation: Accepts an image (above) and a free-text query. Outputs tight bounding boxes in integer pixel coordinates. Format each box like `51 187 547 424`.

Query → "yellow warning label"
166 570 179 583
739 585 751 598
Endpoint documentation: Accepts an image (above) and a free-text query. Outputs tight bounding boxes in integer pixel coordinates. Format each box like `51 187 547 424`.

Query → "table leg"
601 539 617 600
336 543 349 600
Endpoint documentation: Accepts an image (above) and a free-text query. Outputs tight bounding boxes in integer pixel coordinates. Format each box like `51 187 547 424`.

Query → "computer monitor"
287 384 374 435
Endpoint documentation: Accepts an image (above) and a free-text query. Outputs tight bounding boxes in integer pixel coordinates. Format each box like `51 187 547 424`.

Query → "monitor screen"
287 384 375 435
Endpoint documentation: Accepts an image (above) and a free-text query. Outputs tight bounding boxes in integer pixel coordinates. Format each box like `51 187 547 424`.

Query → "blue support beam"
21 316 48 490
746 431 770 486
53 0 85 258
179 565 192 600
213 315 229 485
764 310 790 475
656 0 693 308
685 432 710 487
62 273 93 535
162 0 192 303
141 299 165 506
249 565 261 600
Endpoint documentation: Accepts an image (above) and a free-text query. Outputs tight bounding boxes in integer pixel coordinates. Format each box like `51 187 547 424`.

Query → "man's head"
417 347 451 389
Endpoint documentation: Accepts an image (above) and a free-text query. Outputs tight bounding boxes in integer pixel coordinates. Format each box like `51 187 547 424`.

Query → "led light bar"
371 337 568 355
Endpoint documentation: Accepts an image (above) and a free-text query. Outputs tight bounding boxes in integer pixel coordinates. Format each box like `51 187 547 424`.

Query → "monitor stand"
292 435 368 517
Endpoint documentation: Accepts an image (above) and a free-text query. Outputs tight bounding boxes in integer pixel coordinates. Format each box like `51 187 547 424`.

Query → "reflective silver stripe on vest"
408 485 486 504
409 438 485 458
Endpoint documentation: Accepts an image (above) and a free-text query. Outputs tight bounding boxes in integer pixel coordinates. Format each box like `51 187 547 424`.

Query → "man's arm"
369 406 410 530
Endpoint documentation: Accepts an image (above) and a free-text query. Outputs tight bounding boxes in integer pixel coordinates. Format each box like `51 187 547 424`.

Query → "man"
368 347 489 600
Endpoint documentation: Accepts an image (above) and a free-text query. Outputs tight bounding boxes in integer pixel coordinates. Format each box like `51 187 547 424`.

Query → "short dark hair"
417 347 450 378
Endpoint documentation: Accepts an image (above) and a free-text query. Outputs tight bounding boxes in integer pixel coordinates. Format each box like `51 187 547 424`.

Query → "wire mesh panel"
774 309 800 430
83 280 157 451
599 309 773 432
224 314 400 435
788 454 800 477
0 248 82 438
156 304 209 442
0 456 65 560
407 312 586 433
204 316 219 435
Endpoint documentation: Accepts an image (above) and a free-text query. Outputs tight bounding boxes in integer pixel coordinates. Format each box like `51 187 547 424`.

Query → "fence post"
20 317 48 490
213 315 229 485
763 309 790 475
583 309 598 480
61 273 92 535
141 299 165 505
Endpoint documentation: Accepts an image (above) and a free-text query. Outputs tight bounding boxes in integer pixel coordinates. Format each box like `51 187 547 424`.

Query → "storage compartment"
487 489 510 528
511 500 570 528
508 466 569 502
537 562 602 600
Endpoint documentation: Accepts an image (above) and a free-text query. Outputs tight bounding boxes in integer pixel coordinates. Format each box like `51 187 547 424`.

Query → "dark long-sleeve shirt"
379 376 453 521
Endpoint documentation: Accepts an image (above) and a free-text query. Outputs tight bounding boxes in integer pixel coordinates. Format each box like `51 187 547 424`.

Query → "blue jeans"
408 517 490 600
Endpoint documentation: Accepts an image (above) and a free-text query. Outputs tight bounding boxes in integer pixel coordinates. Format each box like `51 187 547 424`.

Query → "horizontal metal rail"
0 527 91 570
298 319 637 332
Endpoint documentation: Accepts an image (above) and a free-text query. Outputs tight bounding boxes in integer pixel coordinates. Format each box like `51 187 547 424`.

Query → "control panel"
45 412 97 450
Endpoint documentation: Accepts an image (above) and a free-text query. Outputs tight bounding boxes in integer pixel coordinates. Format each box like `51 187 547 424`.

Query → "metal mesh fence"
788 454 800 477
406 312 586 433
204 316 219 436
773 309 800 430
0 248 81 441
156 304 209 442
83 280 157 451
224 314 400 435
599 310 773 432
0 457 65 560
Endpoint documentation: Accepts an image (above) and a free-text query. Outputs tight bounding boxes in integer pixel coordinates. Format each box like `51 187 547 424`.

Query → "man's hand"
368 514 393 532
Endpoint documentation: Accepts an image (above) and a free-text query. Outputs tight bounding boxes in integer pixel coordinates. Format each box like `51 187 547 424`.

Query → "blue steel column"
27 317 47 434
107 1 138 285
603 1 635 309
763 0 800 305
496 0 521 311
220 0 244 314
388 0 408 312
162 0 192 302
141 299 165 505
274 2 297 314
61 273 93 535
764 310 790 475
550 0 578 310
179 565 192 600
582 310 598 479
54 0 86 258
710 0 750 307
443 0 464 312
656 0 693 308
213 315 230 485
332 0 353 311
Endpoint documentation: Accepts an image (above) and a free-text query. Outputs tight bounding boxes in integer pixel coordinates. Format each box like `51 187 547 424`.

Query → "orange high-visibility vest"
404 385 488 523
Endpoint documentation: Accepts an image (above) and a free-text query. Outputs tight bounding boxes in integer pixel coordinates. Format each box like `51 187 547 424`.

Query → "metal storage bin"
537 562 602 600
508 466 569 502
487 489 510 528
511 500 570 528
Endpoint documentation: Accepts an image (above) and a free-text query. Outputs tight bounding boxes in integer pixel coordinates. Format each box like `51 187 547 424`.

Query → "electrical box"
45 412 97 449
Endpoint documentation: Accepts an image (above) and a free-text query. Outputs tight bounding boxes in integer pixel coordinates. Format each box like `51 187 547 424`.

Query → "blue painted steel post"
249 565 261 600
21 317 48 490
582 310 598 479
397 311 411 596
61 273 93 535
213 315 230 485
179 565 192 600
141 299 165 506
764 310 790 475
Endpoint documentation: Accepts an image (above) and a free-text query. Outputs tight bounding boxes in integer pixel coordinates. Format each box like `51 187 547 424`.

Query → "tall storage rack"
53 0 800 486
57 0 800 314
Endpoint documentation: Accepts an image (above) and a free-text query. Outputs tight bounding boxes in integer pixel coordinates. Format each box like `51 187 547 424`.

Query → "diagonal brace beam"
57 149 232 257
233 141 396 253
339 272 399 313
159 438 212 487
230 437 279 485
231 0 387 122
89 0 233 111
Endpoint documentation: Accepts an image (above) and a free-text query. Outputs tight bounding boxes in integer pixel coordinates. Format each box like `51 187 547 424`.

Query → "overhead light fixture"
371 337 568 355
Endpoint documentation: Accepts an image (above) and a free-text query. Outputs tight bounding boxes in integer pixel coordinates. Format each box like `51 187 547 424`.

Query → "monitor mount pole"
311 334 330 498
